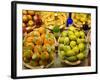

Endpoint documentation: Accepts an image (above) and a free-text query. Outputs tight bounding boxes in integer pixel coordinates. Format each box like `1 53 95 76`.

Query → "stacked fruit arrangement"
72 13 91 29
23 27 55 68
58 26 88 65
22 10 43 34
22 10 90 68
41 12 68 29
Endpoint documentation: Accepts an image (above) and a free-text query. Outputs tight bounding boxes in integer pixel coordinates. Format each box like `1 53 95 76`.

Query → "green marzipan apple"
78 43 85 52
68 31 74 36
58 37 65 43
70 41 76 48
69 35 76 41
72 46 79 54
59 51 65 59
61 31 68 37
77 38 85 44
75 31 80 38
66 56 77 62
77 38 82 44
80 31 85 38
63 45 71 52
77 52 85 60
59 44 65 50
64 37 69 45
65 49 76 57
68 26 76 31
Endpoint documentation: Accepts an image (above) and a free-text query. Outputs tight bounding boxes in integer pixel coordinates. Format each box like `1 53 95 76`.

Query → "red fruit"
33 14 40 21
33 14 42 26
35 19 42 26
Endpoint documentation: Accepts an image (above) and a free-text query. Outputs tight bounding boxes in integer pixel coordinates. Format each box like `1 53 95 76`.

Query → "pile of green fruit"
58 26 87 63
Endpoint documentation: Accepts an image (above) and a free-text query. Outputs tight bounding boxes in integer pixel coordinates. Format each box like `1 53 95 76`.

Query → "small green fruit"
63 45 71 52
59 44 65 50
60 51 65 59
77 38 82 44
58 37 64 43
72 46 79 54
70 41 76 48
66 45 71 50
68 26 76 31
77 52 85 60
61 31 68 37
69 35 76 41
80 31 85 38
64 37 69 45
68 31 74 36
75 31 80 38
78 43 85 52
67 56 77 62
65 50 75 57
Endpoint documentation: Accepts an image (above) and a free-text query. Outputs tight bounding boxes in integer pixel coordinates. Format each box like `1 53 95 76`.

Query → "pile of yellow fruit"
72 13 91 28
